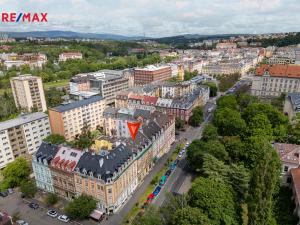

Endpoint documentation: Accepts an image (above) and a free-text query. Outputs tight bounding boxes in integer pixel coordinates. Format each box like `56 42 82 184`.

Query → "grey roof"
75 143 133 182
0 112 48 132
134 109 151 120
287 92 300 112
142 120 161 140
35 142 60 164
52 95 104 113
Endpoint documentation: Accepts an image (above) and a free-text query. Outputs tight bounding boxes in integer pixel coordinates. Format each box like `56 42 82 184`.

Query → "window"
108 188 112 194
284 166 289 172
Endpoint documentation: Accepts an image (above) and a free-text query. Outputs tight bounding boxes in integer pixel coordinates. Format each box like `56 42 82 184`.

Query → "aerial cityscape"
0 1 300 225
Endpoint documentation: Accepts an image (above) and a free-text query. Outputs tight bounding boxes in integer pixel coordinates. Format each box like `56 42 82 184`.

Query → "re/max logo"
1 12 48 22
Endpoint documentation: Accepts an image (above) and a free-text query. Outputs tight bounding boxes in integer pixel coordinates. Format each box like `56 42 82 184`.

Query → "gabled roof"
273 142 300 165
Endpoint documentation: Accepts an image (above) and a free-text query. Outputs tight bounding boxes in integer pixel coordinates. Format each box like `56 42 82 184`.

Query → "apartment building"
284 93 300 121
50 146 84 199
268 56 296 65
10 75 47 112
59 52 82 62
216 42 237 49
0 112 51 168
134 65 172 85
32 142 59 192
70 70 129 105
74 143 138 212
251 64 300 97
48 95 106 141
3 53 47 69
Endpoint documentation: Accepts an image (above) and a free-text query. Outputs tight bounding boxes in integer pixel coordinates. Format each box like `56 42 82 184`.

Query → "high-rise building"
134 65 172 85
10 74 47 112
48 95 106 141
0 112 51 168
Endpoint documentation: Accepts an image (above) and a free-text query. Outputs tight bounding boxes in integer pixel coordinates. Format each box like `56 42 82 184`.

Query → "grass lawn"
43 79 69 89
123 141 186 225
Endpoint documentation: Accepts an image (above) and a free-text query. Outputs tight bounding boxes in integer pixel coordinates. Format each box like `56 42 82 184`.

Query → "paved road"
152 106 215 207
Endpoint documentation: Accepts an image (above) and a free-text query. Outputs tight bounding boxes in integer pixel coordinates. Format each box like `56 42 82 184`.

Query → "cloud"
0 0 299 37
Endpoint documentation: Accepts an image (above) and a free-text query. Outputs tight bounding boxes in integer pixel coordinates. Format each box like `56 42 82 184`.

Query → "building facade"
32 142 59 192
10 75 47 112
48 95 106 141
50 146 84 199
251 65 300 97
0 112 51 168
59 52 83 61
134 65 172 85
284 92 300 121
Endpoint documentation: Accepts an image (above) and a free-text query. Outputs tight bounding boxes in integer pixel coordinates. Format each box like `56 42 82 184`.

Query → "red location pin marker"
127 121 141 140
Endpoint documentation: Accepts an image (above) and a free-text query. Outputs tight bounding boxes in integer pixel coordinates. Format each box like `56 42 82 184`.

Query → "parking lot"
0 192 88 225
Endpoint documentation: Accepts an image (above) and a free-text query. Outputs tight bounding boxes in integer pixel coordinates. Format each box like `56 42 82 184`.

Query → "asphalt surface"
0 192 81 225
152 103 216 207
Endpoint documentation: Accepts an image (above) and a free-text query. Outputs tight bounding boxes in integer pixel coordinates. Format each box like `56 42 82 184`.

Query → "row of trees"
217 73 241 92
133 92 297 225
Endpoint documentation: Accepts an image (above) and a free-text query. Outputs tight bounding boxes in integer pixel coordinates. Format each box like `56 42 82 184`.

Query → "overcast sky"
0 0 299 37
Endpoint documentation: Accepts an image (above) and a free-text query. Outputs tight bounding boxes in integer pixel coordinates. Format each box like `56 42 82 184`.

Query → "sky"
0 0 299 37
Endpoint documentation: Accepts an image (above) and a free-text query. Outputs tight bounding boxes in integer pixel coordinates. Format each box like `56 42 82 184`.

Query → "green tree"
171 206 211 225
45 87 65 108
187 139 228 172
247 114 273 138
189 177 238 225
214 108 247 136
46 193 59 205
223 136 246 163
44 134 66 144
217 95 238 110
175 117 185 131
20 180 37 198
188 106 203 127
202 124 218 141
202 154 250 202
132 205 163 225
247 139 281 225
1 157 30 187
65 194 97 220
203 82 218 97
236 93 258 111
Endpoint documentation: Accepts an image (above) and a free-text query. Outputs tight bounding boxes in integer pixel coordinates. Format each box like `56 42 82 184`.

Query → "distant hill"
4 30 146 41
152 34 246 45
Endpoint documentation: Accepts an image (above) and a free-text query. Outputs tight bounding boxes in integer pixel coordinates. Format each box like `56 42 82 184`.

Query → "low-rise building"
59 52 82 61
0 112 51 168
284 93 300 121
48 95 106 141
290 168 300 223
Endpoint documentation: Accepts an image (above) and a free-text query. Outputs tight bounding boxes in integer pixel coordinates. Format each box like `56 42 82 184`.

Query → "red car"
146 193 155 203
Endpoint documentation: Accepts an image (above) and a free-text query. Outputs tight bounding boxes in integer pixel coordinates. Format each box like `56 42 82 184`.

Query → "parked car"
0 191 8 197
146 193 155 203
28 202 39 209
153 186 161 196
178 152 183 158
169 162 176 171
58 215 70 223
16 220 29 225
165 169 172 177
47 210 58 218
159 175 167 186
7 188 13 194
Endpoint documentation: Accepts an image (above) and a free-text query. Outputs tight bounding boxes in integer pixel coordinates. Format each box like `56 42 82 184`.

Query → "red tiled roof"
256 64 300 78
143 96 158 105
129 94 143 100
291 168 300 204
273 143 300 165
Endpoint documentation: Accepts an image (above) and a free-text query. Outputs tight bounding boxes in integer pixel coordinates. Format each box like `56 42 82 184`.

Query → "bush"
46 193 59 205
20 180 37 198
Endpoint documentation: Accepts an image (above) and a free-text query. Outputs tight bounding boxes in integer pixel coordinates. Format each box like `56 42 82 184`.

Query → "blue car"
169 162 176 171
153 186 161 196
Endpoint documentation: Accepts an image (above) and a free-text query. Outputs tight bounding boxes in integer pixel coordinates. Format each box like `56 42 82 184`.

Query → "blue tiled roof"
52 95 104 113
